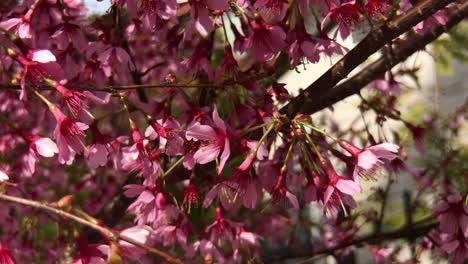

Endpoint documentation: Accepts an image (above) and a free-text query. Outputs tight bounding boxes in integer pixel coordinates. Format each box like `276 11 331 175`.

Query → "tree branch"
0 192 184 264
296 1 468 115
265 219 438 262
280 0 455 118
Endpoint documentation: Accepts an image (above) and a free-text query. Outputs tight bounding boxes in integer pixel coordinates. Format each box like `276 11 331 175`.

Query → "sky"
83 0 110 14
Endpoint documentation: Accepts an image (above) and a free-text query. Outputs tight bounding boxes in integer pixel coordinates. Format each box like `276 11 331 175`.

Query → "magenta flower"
227 153 260 209
12 49 64 100
0 9 34 39
183 181 201 212
118 225 154 259
365 0 393 20
440 233 468 264
73 238 108 264
270 169 299 209
243 18 286 62
86 125 111 169
53 82 89 118
188 0 229 37
0 242 15 264
321 0 364 39
51 107 88 165
20 131 58 176
404 122 427 153
433 194 468 237
186 106 230 175
253 0 289 15
206 208 241 245
339 140 399 187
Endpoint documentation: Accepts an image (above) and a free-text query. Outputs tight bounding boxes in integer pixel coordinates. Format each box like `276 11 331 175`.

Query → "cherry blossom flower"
20 131 58 176
321 0 364 39
206 208 241 245
370 247 393 263
338 140 399 188
0 9 34 39
50 107 88 165
183 181 201 212
11 49 64 100
270 169 299 209
0 243 16 264
433 194 468 237
118 225 154 259
243 18 286 62
86 125 111 169
365 0 393 20
186 106 230 175
185 237 223 262
72 238 108 264
440 233 468 264
187 0 229 37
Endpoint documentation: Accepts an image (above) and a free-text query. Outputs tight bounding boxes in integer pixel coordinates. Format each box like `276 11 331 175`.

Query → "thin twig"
0 193 184 264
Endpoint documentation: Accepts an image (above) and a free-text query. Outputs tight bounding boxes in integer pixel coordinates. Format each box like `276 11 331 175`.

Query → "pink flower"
404 122 426 153
53 82 89 118
370 247 393 263
118 225 153 259
226 153 261 209
235 227 263 247
214 46 239 82
183 181 201 212
186 106 230 175
51 107 88 165
433 194 468 237
155 216 190 247
243 18 286 62
185 238 223 262
206 208 241 245
0 242 15 264
0 10 34 39
140 0 177 31
322 160 361 198
73 238 108 264
339 140 399 188
270 169 299 209
286 23 320 67
365 0 393 20
20 131 58 176
188 0 229 37
321 0 364 39
11 50 64 100
253 0 289 15
440 233 468 264
86 125 111 169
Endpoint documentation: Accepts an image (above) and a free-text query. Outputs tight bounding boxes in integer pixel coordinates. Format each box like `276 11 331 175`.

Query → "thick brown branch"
0 192 184 264
280 0 455 118
266 219 438 262
298 1 468 114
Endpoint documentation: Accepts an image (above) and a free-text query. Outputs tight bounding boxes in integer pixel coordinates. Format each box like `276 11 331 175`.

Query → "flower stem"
162 156 185 178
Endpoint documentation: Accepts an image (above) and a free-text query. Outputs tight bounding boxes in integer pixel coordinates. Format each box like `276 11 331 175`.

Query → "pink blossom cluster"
0 0 463 263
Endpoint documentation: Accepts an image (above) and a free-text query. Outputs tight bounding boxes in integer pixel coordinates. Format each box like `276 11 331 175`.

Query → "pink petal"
194 144 220 164
217 139 230 174
335 178 361 195
34 137 58 157
212 106 226 131
31 50 57 63
186 122 217 141
323 185 335 205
